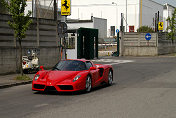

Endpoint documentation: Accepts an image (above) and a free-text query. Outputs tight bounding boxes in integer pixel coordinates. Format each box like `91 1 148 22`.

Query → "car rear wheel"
85 76 92 92
108 70 113 85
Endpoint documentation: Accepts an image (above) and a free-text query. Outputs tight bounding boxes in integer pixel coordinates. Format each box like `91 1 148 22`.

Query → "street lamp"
112 2 120 57
126 0 127 32
112 2 118 33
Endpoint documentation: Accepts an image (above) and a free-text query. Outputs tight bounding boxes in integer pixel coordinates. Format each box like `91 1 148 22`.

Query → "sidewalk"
0 74 35 89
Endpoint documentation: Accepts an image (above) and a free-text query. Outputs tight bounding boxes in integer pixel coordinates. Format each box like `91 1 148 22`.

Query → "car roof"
63 59 91 62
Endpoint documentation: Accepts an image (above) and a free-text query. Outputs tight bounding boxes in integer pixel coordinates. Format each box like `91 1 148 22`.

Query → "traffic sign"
145 33 151 41
158 22 163 30
116 29 119 33
61 0 71 16
58 22 67 34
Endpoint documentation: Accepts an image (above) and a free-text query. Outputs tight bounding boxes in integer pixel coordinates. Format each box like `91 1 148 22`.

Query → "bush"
15 75 31 81
137 26 155 33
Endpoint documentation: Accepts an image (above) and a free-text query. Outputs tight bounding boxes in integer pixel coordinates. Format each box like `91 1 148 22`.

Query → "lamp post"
112 2 118 33
126 0 127 32
112 2 119 57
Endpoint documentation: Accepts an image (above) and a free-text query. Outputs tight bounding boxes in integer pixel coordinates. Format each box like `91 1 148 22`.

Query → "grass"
14 75 32 81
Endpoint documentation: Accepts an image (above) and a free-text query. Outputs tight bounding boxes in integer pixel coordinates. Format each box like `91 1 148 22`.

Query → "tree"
0 0 7 14
137 26 155 33
166 8 176 43
3 0 32 75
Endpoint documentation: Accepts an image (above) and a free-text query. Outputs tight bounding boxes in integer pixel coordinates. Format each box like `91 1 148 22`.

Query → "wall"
67 17 107 40
0 14 60 74
67 0 139 34
93 17 107 39
123 32 158 56
123 32 176 56
67 33 78 59
163 4 175 31
158 32 176 54
67 22 94 30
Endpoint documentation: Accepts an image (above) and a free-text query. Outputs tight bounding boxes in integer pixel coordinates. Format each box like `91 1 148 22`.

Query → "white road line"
92 59 134 65
35 104 49 108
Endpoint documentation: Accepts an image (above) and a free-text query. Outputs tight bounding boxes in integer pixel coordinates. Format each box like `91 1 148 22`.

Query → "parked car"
32 59 113 93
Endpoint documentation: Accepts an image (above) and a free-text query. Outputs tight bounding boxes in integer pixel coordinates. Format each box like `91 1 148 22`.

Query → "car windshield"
53 60 87 71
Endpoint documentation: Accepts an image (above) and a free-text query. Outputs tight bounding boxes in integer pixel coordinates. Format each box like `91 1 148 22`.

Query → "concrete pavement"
0 74 34 89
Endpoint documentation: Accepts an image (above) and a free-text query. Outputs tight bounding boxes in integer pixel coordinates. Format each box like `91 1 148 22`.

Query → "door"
85 61 99 86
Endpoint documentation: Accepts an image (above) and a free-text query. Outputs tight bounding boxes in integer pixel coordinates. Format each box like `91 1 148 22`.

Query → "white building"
163 3 176 32
66 0 163 35
67 17 107 40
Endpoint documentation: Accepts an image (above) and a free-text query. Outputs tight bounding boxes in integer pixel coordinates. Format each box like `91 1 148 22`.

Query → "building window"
66 37 75 49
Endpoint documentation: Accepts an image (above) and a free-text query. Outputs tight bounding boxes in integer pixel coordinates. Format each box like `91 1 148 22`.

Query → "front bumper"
32 80 85 92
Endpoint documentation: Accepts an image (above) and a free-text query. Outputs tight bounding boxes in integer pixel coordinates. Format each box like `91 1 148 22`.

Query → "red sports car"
32 59 113 92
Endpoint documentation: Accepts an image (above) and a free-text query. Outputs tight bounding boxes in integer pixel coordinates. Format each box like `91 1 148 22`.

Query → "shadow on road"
33 83 116 96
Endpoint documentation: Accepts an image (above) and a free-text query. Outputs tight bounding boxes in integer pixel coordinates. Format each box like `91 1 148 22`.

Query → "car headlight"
73 75 81 82
34 75 40 81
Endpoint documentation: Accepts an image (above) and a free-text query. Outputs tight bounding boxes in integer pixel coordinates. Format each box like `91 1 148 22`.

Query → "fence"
123 33 158 56
0 14 60 74
122 32 176 56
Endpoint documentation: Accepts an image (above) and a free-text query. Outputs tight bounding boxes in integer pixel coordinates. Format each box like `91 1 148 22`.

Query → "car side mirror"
40 66 44 71
90 67 96 70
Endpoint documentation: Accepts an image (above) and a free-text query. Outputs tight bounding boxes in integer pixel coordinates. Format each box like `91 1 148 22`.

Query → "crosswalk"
92 59 134 65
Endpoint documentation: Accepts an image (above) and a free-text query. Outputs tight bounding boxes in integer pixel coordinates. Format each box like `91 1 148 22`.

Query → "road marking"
35 104 49 108
92 59 134 65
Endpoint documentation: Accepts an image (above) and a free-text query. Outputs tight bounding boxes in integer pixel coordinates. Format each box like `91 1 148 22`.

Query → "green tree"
137 26 155 33
166 8 176 43
0 0 7 14
3 0 32 75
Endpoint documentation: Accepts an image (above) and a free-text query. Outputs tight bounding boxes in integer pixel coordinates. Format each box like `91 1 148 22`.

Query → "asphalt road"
0 57 176 118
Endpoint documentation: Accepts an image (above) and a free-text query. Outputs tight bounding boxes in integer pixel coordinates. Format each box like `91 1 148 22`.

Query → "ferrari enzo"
32 59 113 92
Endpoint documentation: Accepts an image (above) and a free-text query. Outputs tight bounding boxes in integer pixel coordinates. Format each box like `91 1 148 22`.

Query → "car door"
85 61 99 86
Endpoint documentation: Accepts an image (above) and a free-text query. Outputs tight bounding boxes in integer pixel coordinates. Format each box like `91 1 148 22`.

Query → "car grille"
58 85 73 90
34 84 45 89
45 86 56 91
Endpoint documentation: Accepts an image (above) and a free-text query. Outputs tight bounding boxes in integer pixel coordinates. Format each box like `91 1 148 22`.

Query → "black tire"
107 70 113 85
85 75 92 92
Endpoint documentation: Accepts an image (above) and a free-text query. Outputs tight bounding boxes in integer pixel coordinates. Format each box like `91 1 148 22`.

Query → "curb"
0 80 32 89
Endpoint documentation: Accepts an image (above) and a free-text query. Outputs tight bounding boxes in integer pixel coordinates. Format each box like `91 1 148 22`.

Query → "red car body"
32 59 113 92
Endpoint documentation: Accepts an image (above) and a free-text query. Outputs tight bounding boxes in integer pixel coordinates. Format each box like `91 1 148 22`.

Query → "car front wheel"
108 70 113 85
85 76 92 92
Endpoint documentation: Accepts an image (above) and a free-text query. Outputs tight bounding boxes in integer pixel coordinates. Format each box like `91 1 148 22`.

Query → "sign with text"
61 0 71 16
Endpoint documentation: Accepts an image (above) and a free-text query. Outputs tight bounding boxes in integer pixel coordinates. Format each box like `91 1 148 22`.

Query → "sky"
153 0 176 7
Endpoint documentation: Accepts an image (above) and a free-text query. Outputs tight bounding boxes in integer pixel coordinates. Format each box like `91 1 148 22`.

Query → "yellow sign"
61 0 71 16
158 22 163 30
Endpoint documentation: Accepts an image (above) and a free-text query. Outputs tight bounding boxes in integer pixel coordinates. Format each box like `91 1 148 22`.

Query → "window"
66 36 75 49
86 61 93 69
53 60 87 71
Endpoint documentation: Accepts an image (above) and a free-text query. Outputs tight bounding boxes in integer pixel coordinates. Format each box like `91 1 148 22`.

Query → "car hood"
45 71 80 83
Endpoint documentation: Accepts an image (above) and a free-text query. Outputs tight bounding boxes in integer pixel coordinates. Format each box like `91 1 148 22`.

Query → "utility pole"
36 0 40 47
32 0 34 17
126 0 127 32
54 0 57 20
157 11 159 32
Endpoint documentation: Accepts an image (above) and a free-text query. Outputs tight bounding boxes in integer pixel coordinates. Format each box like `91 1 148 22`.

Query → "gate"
77 28 98 59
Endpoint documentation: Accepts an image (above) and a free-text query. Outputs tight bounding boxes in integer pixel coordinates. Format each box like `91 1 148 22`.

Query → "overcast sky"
153 0 176 7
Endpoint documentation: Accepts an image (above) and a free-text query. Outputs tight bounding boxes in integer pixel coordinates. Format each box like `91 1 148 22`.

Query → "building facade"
163 3 176 32
67 0 164 36
67 17 107 40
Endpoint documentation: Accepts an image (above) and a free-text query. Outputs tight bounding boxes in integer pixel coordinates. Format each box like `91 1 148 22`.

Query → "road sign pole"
117 31 119 57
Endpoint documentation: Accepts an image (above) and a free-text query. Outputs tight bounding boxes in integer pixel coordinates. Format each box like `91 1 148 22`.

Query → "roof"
149 0 163 6
64 59 90 62
67 19 93 23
